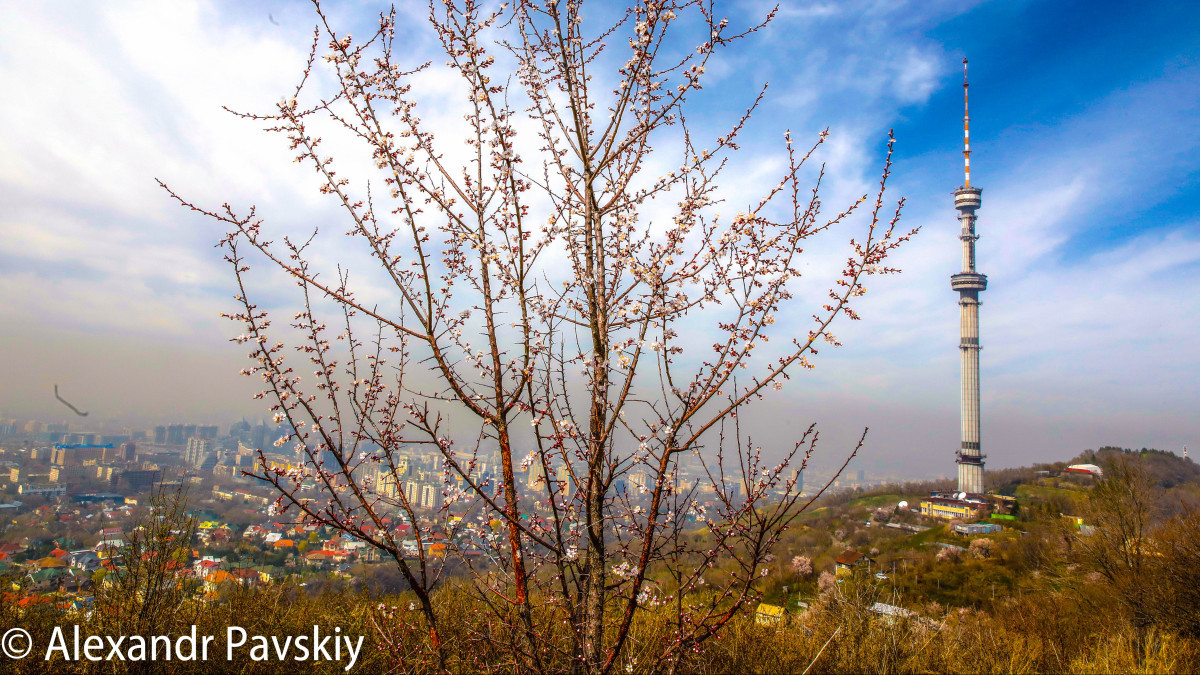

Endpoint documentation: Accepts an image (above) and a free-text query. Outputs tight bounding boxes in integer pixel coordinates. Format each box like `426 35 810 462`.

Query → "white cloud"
0 0 331 339
0 1 1194 476
892 46 940 103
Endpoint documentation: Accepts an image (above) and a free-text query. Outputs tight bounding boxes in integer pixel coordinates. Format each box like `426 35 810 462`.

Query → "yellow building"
919 498 983 521
755 603 786 626
835 549 873 577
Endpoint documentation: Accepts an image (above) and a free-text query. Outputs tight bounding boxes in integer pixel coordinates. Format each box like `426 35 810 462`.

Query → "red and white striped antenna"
963 58 971 188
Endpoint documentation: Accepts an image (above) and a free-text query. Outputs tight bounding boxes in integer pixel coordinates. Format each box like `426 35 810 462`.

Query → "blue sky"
1 0 1197 479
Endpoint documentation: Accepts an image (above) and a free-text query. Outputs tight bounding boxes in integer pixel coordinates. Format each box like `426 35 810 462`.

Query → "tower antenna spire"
963 58 971 188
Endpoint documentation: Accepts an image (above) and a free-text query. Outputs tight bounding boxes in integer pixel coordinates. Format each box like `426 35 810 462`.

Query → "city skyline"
2 1 1198 480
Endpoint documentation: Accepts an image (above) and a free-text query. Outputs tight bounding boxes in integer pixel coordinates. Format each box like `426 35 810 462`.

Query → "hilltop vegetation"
2 447 1198 673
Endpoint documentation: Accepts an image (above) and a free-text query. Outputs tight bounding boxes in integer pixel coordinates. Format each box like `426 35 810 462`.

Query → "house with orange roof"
230 568 259 586
194 559 222 576
14 594 54 612
35 556 67 571
204 569 234 594
305 550 334 566
244 525 271 539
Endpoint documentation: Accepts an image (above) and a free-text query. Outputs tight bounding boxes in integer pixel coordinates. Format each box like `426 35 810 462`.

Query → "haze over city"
2 0 1197 480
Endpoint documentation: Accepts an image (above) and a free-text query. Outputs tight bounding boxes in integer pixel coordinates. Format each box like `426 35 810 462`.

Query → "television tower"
952 59 987 495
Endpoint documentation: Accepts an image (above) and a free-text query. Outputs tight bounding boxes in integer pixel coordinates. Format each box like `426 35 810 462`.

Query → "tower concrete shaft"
952 58 986 495
952 189 985 494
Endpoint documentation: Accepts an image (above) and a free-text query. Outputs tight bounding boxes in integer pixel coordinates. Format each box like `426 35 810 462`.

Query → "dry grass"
2 576 1198 674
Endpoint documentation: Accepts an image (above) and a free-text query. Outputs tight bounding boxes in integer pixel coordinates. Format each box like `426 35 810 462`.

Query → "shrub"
936 546 961 563
791 555 814 578
968 538 993 559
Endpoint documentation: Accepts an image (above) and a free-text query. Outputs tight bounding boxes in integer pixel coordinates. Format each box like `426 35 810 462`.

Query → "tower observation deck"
954 60 986 495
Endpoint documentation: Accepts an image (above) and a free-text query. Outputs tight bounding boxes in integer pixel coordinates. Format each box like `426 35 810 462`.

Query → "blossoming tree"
163 0 913 672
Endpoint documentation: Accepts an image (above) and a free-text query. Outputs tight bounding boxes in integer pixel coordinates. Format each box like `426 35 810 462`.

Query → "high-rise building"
51 445 74 466
791 469 804 494
555 465 572 499
184 437 212 467
50 465 89 483
952 59 987 495
251 424 269 451
419 484 442 510
103 443 134 463
376 467 400 501
62 432 99 445
527 461 546 491
403 480 420 507
120 469 163 494
628 471 649 495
